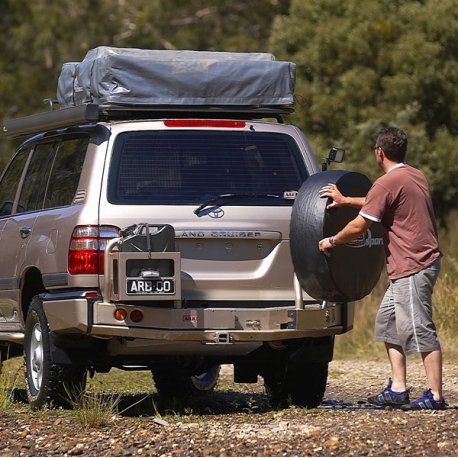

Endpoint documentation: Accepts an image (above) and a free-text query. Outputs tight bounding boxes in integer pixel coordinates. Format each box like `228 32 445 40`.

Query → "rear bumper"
42 297 354 342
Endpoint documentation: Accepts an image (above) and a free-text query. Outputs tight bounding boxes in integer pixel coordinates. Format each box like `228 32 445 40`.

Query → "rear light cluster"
68 225 120 275
114 308 143 323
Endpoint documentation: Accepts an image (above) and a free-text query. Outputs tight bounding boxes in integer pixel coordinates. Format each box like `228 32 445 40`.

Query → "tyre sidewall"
290 170 385 301
24 297 52 408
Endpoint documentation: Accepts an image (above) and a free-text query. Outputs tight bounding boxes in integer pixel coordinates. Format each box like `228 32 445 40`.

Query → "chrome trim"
0 332 24 343
294 274 304 310
175 230 281 239
103 237 122 303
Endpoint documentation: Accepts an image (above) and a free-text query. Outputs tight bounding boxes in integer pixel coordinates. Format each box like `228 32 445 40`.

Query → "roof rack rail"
3 104 100 138
3 103 294 138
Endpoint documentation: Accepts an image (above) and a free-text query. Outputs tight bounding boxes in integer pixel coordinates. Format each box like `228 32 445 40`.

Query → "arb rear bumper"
42 296 354 342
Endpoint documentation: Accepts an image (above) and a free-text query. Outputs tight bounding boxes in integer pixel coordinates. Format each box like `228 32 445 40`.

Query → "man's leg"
375 283 407 391
422 349 442 400
386 343 407 392
367 285 410 406
367 341 409 406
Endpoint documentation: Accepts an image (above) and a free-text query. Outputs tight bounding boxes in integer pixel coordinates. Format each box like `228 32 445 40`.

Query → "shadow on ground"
13 388 454 416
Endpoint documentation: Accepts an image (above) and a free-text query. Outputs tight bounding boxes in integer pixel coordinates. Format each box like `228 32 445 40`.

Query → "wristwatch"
328 236 337 247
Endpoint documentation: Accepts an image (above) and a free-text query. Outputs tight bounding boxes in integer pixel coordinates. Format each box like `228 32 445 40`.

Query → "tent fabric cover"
57 47 296 108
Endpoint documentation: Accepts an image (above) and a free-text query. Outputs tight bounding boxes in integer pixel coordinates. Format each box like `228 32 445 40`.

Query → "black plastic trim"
42 273 68 288
3 104 99 138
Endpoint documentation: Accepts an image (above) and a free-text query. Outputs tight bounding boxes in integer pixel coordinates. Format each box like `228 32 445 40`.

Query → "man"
318 126 445 410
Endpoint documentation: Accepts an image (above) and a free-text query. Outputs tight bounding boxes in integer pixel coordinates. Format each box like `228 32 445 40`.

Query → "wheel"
152 364 220 398
290 170 385 302
263 361 328 409
24 295 87 409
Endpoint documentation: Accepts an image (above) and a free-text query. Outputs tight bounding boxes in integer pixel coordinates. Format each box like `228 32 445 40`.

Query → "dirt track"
0 358 457 456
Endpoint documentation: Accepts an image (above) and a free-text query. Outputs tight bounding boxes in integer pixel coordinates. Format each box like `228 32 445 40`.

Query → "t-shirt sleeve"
359 181 390 223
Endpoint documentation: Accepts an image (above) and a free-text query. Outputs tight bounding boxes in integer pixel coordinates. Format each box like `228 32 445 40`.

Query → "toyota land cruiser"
0 48 383 409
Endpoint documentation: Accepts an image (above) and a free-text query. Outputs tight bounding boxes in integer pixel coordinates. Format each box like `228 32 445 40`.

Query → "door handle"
20 227 32 239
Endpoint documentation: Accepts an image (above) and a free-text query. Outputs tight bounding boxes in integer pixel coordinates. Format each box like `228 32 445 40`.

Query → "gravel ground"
0 358 457 456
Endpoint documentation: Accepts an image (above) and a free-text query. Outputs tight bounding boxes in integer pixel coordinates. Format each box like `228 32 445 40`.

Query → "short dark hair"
376 126 407 162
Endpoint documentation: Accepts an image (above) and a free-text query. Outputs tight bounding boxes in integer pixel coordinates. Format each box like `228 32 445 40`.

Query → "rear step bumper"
42 299 354 342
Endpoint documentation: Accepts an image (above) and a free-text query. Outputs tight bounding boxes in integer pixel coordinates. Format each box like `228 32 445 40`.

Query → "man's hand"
319 183 346 209
318 237 334 257
318 216 373 257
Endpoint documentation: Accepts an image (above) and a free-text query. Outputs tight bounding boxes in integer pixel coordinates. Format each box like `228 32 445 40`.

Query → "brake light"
164 120 246 128
68 225 120 275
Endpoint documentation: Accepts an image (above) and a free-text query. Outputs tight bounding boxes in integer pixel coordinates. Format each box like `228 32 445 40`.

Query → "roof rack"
3 103 294 138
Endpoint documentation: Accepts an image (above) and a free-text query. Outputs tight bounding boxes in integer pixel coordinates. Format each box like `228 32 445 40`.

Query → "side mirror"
322 146 345 171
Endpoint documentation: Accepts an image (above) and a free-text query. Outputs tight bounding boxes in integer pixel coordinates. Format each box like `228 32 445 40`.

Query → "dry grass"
67 385 120 430
335 211 458 359
0 360 22 413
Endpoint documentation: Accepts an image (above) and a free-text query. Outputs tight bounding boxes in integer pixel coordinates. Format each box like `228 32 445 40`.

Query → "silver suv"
0 49 382 410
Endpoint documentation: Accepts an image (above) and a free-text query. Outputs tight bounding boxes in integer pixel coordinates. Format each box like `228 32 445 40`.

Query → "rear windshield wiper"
194 193 280 215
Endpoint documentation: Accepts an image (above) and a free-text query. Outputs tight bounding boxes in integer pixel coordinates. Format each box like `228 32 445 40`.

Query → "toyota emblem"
208 208 225 218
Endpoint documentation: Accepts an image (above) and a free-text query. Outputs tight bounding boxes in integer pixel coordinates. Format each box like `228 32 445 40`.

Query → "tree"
1 0 289 165
270 0 458 219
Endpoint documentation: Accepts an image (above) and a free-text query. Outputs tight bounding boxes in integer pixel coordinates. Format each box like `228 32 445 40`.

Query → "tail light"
68 225 120 275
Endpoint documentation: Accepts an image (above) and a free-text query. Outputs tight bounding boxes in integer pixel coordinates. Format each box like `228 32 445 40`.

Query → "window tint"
44 137 89 208
109 131 307 205
17 143 55 213
0 148 30 216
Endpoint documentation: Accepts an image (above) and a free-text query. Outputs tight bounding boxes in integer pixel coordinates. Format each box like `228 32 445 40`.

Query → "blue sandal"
367 378 410 407
401 389 446 411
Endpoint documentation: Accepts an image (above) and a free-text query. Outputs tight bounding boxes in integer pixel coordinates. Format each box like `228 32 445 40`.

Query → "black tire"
24 295 87 409
290 170 385 302
152 364 220 398
263 361 328 409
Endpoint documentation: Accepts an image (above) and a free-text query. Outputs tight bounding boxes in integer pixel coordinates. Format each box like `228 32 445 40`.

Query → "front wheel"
24 296 87 409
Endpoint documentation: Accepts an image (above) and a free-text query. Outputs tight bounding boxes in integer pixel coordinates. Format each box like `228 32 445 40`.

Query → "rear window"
108 131 307 205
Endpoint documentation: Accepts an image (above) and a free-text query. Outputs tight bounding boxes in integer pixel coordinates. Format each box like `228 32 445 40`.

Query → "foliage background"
0 0 457 355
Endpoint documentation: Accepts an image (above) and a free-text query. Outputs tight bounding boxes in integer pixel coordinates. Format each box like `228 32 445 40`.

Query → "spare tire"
290 170 385 302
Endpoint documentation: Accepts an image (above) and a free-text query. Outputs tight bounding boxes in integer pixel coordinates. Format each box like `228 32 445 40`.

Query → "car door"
0 141 55 328
0 146 31 329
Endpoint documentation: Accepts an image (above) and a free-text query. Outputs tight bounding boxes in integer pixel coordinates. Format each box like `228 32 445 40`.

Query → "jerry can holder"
103 223 181 302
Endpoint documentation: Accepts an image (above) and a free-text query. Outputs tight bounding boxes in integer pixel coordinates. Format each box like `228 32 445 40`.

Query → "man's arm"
319 184 366 210
318 215 372 257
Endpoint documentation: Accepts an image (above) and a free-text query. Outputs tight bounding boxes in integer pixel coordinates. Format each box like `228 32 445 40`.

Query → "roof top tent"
4 47 296 138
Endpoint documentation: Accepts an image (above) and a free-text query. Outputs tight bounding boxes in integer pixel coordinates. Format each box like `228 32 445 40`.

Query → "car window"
108 131 307 205
0 147 31 216
44 137 89 209
17 142 55 213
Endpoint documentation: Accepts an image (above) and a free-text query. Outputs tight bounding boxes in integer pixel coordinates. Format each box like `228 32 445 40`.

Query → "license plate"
126 279 175 295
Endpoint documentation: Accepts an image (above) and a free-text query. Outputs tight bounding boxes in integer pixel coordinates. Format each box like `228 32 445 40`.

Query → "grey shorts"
375 258 441 355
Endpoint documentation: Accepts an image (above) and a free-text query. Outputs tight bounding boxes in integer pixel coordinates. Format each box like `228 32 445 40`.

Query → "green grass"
86 368 154 394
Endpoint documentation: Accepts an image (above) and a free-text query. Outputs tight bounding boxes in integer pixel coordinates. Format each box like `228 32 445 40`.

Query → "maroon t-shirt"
360 164 441 279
